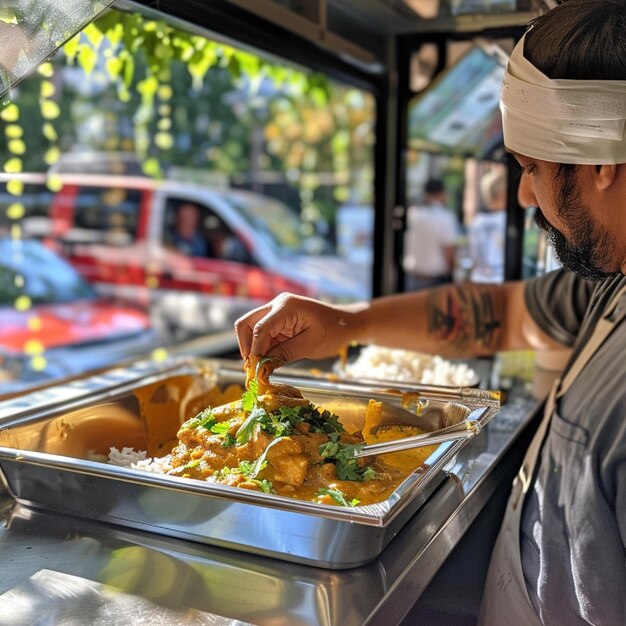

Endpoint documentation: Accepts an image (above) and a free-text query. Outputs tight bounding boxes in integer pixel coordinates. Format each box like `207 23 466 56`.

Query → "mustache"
532 205 614 281
533 207 566 247
533 206 553 232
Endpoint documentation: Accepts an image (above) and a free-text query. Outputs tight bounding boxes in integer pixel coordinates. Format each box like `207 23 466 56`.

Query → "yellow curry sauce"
165 358 436 507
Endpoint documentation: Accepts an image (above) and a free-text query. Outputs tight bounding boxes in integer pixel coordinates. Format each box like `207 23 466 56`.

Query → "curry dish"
165 357 436 507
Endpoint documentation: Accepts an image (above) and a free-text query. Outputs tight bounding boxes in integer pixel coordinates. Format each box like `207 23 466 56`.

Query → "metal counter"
0 372 540 626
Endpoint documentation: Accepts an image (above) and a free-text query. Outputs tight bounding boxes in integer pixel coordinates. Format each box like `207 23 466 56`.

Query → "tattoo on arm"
426 285 502 353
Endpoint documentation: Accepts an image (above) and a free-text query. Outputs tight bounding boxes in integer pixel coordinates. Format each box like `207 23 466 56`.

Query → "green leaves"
186 408 235 447
221 433 236 448
253 479 274 494
236 401 345 444
316 487 359 507
319 433 376 482
209 421 231 435
215 460 275 494
241 377 258 412
187 407 217 430
236 405 267 445
237 459 267 478
306 408 344 434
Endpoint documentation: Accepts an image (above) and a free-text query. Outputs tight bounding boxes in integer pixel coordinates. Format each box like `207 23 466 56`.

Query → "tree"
2 6 375 237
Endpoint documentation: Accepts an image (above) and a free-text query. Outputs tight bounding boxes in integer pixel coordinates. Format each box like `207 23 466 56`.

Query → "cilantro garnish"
316 487 360 507
238 458 268 479
209 421 231 435
186 408 217 430
241 377 258 412
252 479 274 494
309 409 345 434
213 460 275 494
221 433 236 448
289 405 345 434
236 363 345 445
319 433 376 482
236 405 268 444
187 408 237 446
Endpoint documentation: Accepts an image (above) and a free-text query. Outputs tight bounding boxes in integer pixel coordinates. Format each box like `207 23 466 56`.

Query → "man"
170 202 209 257
468 168 507 283
235 1 626 623
403 178 459 290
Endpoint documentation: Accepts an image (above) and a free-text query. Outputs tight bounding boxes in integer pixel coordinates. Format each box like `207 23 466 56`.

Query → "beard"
533 168 618 281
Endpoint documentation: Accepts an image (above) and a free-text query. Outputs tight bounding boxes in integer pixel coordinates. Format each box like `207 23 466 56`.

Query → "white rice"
343 345 477 387
107 447 171 473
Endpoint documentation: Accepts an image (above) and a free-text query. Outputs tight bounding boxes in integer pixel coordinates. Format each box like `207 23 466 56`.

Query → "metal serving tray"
0 357 500 569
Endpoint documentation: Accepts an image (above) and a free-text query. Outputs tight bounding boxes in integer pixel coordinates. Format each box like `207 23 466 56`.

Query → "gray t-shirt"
521 269 626 625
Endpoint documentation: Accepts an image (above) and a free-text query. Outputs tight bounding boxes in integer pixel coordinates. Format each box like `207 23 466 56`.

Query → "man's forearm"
351 282 508 358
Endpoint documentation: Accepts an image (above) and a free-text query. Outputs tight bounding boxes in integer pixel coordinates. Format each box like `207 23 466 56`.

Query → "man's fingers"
264 327 316 365
234 304 271 359
249 312 297 357
248 296 305 358
235 293 314 362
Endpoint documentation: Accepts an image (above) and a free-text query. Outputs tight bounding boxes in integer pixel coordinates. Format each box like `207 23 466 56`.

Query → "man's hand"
235 293 365 363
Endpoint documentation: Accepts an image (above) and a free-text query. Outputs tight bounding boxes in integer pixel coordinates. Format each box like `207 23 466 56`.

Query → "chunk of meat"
244 356 278 394
264 437 308 486
244 355 309 411
177 418 240 448
236 428 274 463
259 388 308 412
270 454 309 486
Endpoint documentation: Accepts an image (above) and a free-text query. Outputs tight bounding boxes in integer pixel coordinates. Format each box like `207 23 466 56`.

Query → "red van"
1 173 367 340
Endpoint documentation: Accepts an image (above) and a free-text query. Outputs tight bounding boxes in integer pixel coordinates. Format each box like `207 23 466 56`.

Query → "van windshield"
221 191 304 256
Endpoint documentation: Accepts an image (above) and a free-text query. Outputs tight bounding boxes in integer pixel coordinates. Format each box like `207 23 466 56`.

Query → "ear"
592 163 619 191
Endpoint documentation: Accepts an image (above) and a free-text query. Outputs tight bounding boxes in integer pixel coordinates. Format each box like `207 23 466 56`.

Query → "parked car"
1 173 368 340
0 238 158 392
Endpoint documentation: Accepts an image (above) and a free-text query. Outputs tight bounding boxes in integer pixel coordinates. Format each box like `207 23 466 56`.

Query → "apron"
479 284 626 626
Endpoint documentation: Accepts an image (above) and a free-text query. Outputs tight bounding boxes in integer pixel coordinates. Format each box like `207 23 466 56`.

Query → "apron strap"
514 380 557 505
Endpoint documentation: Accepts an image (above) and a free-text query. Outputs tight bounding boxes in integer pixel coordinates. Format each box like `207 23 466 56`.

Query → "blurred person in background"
402 178 460 291
170 202 209 257
469 168 507 283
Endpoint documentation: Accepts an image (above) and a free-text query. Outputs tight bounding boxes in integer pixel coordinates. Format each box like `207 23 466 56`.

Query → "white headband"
500 32 626 164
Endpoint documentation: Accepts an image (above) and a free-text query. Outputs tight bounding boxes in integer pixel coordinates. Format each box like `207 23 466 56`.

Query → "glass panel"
0 4 375 392
0 0 115 99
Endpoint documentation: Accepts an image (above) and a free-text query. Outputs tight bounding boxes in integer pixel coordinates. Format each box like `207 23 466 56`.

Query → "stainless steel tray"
0 357 500 569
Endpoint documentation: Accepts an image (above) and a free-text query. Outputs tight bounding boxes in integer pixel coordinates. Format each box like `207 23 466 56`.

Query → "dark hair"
424 178 444 195
525 0 626 80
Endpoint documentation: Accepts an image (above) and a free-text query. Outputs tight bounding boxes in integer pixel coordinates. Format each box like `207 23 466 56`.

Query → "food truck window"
0 3 375 392
403 40 513 291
